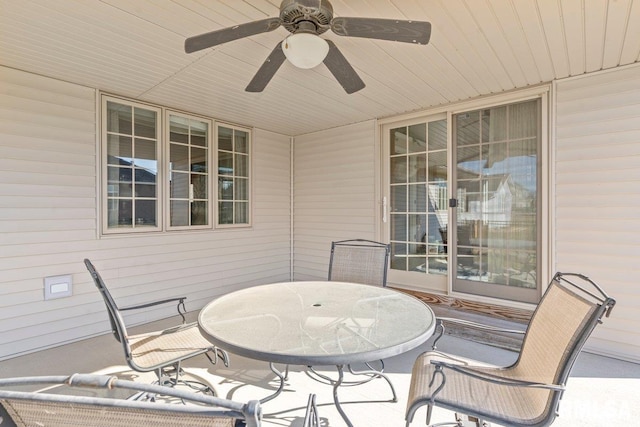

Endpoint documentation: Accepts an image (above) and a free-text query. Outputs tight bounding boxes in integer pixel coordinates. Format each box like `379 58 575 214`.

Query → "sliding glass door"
385 115 449 290
383 97 543 304
451 99 541 303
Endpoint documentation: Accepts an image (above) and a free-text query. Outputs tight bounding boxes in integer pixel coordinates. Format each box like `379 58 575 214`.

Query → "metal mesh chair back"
83 259 222 374
0 373 261 427
84 258 128 344
328 239 390 287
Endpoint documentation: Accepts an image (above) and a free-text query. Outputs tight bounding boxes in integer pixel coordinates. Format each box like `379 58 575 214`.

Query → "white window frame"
101 95 163 235
215 122 252 228
165 111 213 231
99 94 252 235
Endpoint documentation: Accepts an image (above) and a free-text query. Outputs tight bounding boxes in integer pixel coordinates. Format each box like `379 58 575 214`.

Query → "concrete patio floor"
1 312 639 426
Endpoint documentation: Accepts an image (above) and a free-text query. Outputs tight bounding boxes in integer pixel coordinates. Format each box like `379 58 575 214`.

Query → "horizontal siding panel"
0 68 292 360
556 140 640 161
293 121 377 280
554 129 640 149
0 183 96 198
556 67 640 361
0 219 96 233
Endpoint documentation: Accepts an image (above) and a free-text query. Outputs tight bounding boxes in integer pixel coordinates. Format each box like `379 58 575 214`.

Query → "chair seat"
3 399 236 427
408 351 553 425
128 322 213 371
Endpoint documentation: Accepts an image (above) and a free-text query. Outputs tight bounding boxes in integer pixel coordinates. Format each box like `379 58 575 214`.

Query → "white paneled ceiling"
1 0 639 136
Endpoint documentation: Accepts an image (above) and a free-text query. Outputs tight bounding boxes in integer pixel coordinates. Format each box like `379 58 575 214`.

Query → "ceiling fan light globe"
281 33 329 69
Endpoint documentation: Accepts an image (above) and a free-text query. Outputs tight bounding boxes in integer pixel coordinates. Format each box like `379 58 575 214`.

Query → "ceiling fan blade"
323 40 365 94
331 17 431 45
245 42 287 92
185 17 282 53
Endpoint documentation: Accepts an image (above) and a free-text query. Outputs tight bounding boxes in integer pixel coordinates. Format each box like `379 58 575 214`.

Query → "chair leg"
303 393 319 427
205 346 230 367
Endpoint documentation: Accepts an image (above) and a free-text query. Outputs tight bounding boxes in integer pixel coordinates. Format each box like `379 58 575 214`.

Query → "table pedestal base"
261 362 396 427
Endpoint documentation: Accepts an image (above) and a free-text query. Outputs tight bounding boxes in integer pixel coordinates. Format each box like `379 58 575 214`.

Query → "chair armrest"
431 316 525 350
120 297 187 323
430 360 565 392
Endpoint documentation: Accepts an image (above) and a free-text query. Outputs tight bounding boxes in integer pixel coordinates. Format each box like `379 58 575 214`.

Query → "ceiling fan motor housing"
280 0 333 34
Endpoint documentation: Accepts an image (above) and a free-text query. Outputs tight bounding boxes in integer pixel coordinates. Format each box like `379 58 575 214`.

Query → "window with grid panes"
168 113 211 229
101 95 252 234
103 98 161 232
217 125 250 226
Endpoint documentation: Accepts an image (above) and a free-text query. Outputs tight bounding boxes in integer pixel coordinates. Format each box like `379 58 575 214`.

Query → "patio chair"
317 239 394 398
328 239 390 287
0 372 261 427
84 258 229 391
405 272 616 427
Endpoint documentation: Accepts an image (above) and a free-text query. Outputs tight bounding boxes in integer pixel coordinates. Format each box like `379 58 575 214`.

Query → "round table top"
198 281 435 366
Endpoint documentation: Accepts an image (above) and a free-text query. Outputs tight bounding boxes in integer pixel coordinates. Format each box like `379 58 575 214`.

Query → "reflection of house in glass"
455 155 537 287
107 155 157 227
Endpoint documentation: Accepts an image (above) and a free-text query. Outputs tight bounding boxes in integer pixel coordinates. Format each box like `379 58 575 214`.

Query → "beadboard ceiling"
1 0 639 136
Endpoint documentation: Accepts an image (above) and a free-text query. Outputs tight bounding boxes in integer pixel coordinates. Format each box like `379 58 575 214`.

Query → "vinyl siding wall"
0 66 291 361
292 121 378 280
554 63 640 362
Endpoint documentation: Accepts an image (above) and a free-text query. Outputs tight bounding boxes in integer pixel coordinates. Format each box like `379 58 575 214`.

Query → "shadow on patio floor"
1 312 639 426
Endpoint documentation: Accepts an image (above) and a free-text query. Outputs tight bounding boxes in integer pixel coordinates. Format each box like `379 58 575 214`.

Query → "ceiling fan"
184 0 431 94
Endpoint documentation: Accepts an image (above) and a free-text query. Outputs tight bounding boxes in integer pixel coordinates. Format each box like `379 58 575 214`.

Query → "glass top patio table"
198 281 436 366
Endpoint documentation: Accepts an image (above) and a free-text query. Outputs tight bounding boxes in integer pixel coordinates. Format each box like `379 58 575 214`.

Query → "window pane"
218 152 233 175
169 116 189 143
428 120 447 150
389 119 450 278
428 151 447 182
483 106 507 142
134 200 156 226
192 174 207 199
235 131 248 153
135 173 156 198
390 185 406 212
219 202 233 224
390 242 407 270
408 124 426 153
510 101 538 139
390 127 407 155
390 214 407 241
234 202 248 223
217 125 250 226
235 154 248 177
219 177 233 200
408 184 426 212
191 121 207 147
453 98 540 300
170 144 189 171
108 167 132 197
167 114 210 229
192 201 208 225
171 172 189 199
108 199 132 227
456 110 479 146
218 127 233 151
107 135 132 164
134 139 157 167
390 157 407 183
191 147 207 173
409 214 427 243
134 107 156 138
408 155 426 182
170 200 189 226
106 102 132 134
235 178 248 200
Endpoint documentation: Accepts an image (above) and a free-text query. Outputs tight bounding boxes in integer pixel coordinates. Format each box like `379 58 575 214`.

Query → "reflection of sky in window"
458 156 536 191
118 157 157 174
